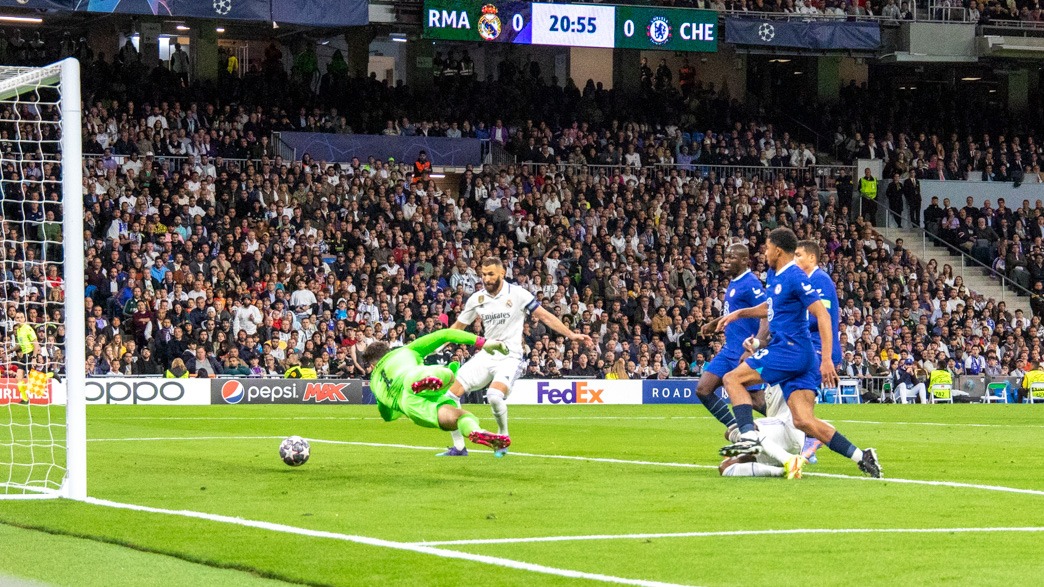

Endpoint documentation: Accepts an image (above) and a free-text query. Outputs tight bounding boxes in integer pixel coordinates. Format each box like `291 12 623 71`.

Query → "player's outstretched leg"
437 406 511 455
696 372 737 429
788 390 882 478
438 392 469 457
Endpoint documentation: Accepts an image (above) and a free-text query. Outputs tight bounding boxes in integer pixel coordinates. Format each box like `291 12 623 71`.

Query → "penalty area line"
80 497 693 587
414 526 1044 547
88 436 1044 498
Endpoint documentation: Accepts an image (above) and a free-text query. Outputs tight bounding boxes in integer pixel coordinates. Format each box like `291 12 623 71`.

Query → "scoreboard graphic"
423 1 718 53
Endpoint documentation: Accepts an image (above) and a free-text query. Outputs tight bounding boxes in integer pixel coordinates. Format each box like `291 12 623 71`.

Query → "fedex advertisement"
508 379 642 405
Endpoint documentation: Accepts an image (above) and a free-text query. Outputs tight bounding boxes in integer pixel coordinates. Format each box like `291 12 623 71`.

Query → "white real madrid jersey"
458 282 540 356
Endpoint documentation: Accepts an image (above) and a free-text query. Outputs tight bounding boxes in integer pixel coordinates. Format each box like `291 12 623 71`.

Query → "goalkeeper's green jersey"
368 329 480 422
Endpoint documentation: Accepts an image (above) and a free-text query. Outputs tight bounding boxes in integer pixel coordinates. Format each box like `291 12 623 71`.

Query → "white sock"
723 462 784 477
444 392 466 450
487 389 509 435
850 449 864 463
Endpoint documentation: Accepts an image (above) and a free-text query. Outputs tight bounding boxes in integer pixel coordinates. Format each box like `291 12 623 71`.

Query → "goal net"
0 59 85 500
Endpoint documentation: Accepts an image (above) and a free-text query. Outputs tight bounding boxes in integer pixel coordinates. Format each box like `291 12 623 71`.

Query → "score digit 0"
623 19 635 37
513 12 523 32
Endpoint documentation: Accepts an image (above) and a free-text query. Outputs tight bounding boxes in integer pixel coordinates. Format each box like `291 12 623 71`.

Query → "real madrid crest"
506 299 513 308
647 16 671 46
479 295 486 303
478 4 503 41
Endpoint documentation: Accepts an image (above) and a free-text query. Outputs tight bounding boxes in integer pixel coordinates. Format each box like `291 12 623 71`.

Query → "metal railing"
272 131 297 164
83 152 257 170
871 201 1034 309
538 162 855 193
927 0 969 22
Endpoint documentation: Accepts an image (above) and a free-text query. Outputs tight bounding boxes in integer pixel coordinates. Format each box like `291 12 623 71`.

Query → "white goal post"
0 58 85 500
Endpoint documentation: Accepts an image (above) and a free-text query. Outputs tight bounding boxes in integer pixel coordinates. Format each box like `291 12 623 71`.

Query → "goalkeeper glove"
482 340 509 355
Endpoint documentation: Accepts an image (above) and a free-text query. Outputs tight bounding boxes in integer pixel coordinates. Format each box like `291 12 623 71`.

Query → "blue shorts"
745 342 818 400
705 349 743 378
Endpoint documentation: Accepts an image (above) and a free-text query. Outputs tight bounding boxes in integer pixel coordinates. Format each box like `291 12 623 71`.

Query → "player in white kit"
440 257 593 457
719 384 809 479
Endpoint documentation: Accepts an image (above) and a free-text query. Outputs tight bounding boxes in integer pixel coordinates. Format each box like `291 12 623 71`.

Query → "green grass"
1 404 1043 586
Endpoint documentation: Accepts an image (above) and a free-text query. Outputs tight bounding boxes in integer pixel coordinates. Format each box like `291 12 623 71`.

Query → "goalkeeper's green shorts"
381 390 458 429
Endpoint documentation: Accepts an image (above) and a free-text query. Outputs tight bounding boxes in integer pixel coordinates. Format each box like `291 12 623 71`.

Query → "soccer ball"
279 436 310 467
213 0 232 16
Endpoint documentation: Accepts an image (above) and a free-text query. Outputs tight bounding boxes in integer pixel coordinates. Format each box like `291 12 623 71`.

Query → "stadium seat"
929 384 954 404
982 381 1009 404
836 379 861 404
1029 382 1044 404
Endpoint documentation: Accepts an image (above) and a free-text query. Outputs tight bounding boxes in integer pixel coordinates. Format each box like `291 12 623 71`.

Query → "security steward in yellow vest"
858 167 879 226
1018 365 1044 403
14 312 38 374
285 353 318 379
928 368 954 402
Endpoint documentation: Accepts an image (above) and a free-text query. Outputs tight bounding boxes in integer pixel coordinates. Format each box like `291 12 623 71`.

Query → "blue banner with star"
0 0 368 26
725 17 879 51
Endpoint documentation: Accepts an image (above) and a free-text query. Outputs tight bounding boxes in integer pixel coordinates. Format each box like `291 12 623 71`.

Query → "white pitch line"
830 419 1044 429
86 436 1044 498
81 497 691 587
88 416 709 422
88 414 1044 428
415 526 1044 547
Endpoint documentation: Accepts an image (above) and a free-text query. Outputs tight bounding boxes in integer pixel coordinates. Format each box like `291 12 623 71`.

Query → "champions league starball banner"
725 17 880 51
0 0 368 26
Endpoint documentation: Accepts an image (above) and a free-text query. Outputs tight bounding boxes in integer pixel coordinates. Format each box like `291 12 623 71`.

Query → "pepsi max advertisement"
213 379 368 405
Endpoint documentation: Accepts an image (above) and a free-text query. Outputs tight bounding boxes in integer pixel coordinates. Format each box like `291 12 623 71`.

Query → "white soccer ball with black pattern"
279 436 310 466
213 0 232 16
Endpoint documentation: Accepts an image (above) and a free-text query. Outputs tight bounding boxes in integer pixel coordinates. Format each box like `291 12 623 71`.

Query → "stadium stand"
0 28 1038 394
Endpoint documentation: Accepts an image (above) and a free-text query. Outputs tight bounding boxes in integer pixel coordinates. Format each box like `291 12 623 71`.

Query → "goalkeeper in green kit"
362 329 512 452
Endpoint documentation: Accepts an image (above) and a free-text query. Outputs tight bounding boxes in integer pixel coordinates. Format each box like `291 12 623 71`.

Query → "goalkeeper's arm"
406 328 496 358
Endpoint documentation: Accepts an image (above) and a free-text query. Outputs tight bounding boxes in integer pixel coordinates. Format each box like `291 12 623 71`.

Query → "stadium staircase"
877 225 1032 315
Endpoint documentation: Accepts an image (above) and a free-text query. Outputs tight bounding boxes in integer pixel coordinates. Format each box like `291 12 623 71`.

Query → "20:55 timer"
548 14 598 34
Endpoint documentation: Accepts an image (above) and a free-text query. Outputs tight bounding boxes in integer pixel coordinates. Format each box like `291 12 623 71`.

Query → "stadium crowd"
0 33 1039 396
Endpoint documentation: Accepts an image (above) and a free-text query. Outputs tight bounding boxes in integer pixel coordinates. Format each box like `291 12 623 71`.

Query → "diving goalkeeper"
362 329 511 452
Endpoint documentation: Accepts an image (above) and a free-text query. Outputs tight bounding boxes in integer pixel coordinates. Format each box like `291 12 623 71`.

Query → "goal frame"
0 58 86 500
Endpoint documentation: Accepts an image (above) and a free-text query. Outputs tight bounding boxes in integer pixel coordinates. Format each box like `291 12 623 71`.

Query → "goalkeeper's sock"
444 392 467 450
487 389 509 435
827 431 862 462
457 413 481 438
697 391 736 428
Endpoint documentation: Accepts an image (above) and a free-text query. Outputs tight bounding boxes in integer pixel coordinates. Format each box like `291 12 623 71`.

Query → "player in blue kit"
717 228 882 478
696 243 768 430
795 240 840 463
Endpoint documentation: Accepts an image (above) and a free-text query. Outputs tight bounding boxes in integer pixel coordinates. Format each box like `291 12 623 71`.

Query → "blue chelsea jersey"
807 267 842 364
765 261 821 349
722 270 768 353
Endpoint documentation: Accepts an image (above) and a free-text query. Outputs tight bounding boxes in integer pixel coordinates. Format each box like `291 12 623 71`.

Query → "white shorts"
754 417 806 466
454 352 527 395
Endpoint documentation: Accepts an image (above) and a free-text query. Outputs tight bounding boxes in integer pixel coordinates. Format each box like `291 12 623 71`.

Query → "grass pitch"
1 404 1043 586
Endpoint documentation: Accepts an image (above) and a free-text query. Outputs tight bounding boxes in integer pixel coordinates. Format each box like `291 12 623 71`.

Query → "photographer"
891 358 927 404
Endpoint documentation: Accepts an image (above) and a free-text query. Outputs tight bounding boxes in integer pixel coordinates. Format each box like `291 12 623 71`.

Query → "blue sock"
827 432 858 459
698 392 736 428
732 404 755 434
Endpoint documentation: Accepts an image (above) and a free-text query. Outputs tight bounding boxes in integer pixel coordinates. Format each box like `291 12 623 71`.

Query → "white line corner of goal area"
80 497 694 587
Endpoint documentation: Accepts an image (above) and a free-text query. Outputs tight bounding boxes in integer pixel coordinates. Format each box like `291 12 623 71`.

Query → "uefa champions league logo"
758 23 775 42
647 16 671 46
214 0 232 15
